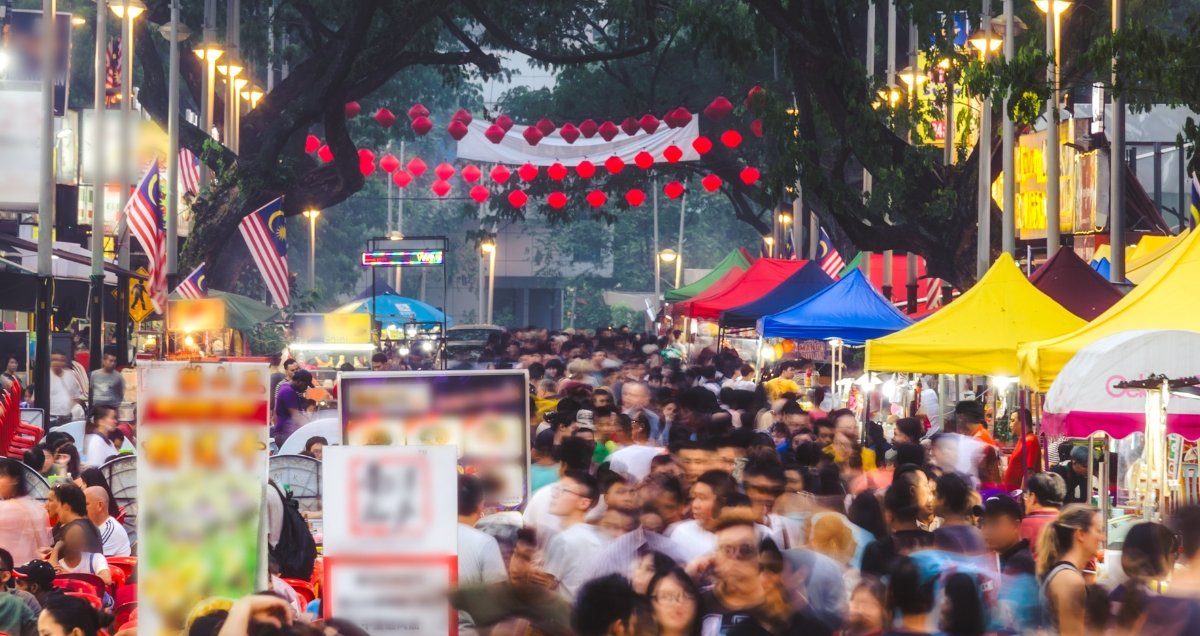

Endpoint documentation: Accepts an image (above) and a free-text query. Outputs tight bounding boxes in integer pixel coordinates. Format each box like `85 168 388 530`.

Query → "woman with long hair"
0 458 51 565
1110 521 1176 633
83 405 119 467
645 567 701 636
1037 504 1104 636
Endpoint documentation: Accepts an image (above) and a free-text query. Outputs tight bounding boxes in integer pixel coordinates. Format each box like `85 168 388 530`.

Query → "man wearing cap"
1021 472 1066 554
0 549 40 615
1052 446 1092 505
273 368 312 447
11 560 58 611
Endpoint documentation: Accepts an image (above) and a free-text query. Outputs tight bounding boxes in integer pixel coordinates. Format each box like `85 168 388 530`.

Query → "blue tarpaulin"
757 269 912 344
720 261 832 328
333 291 452 326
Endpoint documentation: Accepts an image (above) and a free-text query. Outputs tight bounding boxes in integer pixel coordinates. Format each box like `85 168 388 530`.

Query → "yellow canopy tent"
865 253 1085 376
1019 229 1200 392
1125 229 1189 284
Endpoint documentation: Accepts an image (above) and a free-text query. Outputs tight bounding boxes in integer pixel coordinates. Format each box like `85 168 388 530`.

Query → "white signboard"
323 445 458 636
0 84 44 209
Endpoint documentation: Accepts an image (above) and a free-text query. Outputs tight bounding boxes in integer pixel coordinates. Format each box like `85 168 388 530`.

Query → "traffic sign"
129 267 154 323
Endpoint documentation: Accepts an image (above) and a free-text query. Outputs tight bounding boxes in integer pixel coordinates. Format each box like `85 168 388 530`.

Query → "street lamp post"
111 0 144 366
302 209 320 289
1110 0 1125 282
763 236 775 258
198 0 221 184
969 19 1002 278
159 4 189 292
658 249 679 288
994 7 1026 256
35 0 58 414
481 239 496 325
1037 0 1071 257
89 0 108 371
900 19 926 313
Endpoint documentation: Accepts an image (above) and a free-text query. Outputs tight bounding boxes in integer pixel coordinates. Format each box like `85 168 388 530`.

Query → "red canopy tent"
675 258 810 320
854 252 952 315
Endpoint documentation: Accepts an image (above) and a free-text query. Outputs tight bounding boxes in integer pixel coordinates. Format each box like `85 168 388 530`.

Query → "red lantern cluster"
305 135 321 153
345 102 361 118
374 108 396 129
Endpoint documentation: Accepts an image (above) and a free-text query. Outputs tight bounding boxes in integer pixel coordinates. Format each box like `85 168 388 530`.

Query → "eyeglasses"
652 591 696 605
556 485 589 499
718 543 759 561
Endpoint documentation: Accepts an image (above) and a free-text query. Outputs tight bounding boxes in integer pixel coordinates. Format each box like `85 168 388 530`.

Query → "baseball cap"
13 560 55 588
575 409 595 431
981 495 1023 521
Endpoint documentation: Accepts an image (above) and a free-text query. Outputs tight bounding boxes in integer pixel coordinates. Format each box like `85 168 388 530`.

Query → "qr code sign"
348 456 433 538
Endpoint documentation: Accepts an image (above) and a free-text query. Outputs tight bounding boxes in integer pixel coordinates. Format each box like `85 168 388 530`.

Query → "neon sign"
361 249 445 267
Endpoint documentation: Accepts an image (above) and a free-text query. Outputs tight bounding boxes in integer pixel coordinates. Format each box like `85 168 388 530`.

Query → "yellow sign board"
129 267 155 323
167 298 227 332
323 313 372 344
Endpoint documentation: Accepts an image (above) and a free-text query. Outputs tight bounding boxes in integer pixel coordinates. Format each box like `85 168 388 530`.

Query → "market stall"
664 248 753 304
332 291 449 355
166 291 280 358
1019 228 1200 392
1028 248 1125 321
290 312 375 377
757 269 912 344
675 258 809 320
720 261 832 329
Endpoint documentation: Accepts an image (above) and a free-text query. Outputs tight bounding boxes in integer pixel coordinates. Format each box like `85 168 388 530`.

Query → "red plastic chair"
282 578 317 606
114 583 136 608
53 579 94 595
112 602 136 628
108 566 127 592
107 556 136 579
56 573 106 598
66 592 103 610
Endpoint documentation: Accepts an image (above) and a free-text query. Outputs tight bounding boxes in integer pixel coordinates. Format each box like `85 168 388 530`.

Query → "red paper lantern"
547 192 568 209
495 114 514 131
484 124 507 144
639 114 660 134
745 85 766 112
448 120 470 141
620 117 640 136
407 103 429 120
392 170 412 188
407 157 427 177
559 123 580 144
469 185 490 203
720 130 743 148
750 119 763 138
411 116 433 136
663 145 683 163
518 163 539 182
703 96 733 121
507 189 528 208
304 134 321 153
692 136 713 155
598 121 620 142
435 162 455 181
431 180 451 197
739 166 761 185
452 108 473 125
634 151 655 170
663 181 684 199
317 145 333 162
701 174 722 192
490 165 511 184
461 165 482 183
604 156 625 174
522 126 544 146
357 148 375 163
575 161 596 179
547 163 569 181
380 154 401 173
374 107 397 128
359 160 376 176
586 190 608 207
536 117 557 136
579 119 599 138
344 101 361 118
669 107 693 128
625 189 646 206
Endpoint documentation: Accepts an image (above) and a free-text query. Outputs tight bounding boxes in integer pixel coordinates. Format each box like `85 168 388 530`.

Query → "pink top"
0 496 51 565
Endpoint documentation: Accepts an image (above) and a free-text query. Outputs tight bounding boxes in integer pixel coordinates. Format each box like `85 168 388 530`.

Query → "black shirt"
700 588 762 636
860 528 935 578
52 518 104 554
1051 462 1089 504
998 539 1035 577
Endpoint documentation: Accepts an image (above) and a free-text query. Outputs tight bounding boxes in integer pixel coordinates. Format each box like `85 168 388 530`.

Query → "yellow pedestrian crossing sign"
129 267 154 323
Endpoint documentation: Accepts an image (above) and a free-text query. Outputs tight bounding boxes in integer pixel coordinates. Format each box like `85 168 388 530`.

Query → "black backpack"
268 481 317 580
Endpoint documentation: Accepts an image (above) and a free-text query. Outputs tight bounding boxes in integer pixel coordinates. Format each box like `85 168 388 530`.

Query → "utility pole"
1001 0 1017 256
977 0 994 278
1045 0 1061 256
89 0 108 371
862 1 876 281
35 0 57 414
882 0 897 300
1109 0 1126 282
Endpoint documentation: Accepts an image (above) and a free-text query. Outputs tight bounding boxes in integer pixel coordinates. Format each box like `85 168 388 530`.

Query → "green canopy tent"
663 249 752 303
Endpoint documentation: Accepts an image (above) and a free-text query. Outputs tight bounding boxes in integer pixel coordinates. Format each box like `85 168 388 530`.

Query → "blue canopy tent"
720 261 832 328
757 269 913 344
333 291 453 327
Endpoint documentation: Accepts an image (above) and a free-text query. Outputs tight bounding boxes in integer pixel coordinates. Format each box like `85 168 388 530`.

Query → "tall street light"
481 238 496 325
89 0 109 371
659 249 679 289
216 61 242 151
159 4 190 292
111 0 145 366
1110 0 1125 283
1037 0 1071 257
969 20 1002 278
196 0 222 183
302 209 320 289
900 26 928 313
993 9 1027 256
35 0 59 413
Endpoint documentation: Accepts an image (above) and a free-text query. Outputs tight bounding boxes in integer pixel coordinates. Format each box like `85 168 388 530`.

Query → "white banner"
456 118 701 166
0 84 43 209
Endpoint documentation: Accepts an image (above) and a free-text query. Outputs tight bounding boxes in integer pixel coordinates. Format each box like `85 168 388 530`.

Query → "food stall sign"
361 249 445 267
167 298 226 332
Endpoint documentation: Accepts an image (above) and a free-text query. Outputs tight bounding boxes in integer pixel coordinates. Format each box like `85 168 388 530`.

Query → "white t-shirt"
543 523 606 602
668 520 717 563
84 434 118 467
606 444 663 482
48 372 82 418
521 483 561 545
98 517 131 557
60 552 109 577
456 523 507 587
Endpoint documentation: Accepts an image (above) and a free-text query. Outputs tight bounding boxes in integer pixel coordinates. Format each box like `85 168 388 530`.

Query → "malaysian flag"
125 160 167 313
174 262 208 299
239 197 289 307
180 148 201 196
782 230 796 259
816 227 845 279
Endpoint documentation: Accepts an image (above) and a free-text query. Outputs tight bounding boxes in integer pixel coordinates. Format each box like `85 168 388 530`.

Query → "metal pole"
1045 0 1061 256
225 0 237 151
1110 0 1126 282
478 206 485 322
906 20 919 312
307 214 316 288
675 193 685 287
792 190 803 261
90 0 108 371
863 1 876 283
115 0 133 365
944 11 956 167
978 0 993 278
1001 0 1017 255
486 246 495 325
652 176 661 310
201 0 216 184
882 0 897 299
35 0 57 415
808 211 818 259
395 141 405 294
166 0 180 290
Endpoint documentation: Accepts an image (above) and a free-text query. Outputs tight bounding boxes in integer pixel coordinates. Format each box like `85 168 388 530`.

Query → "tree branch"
461 0 659 65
